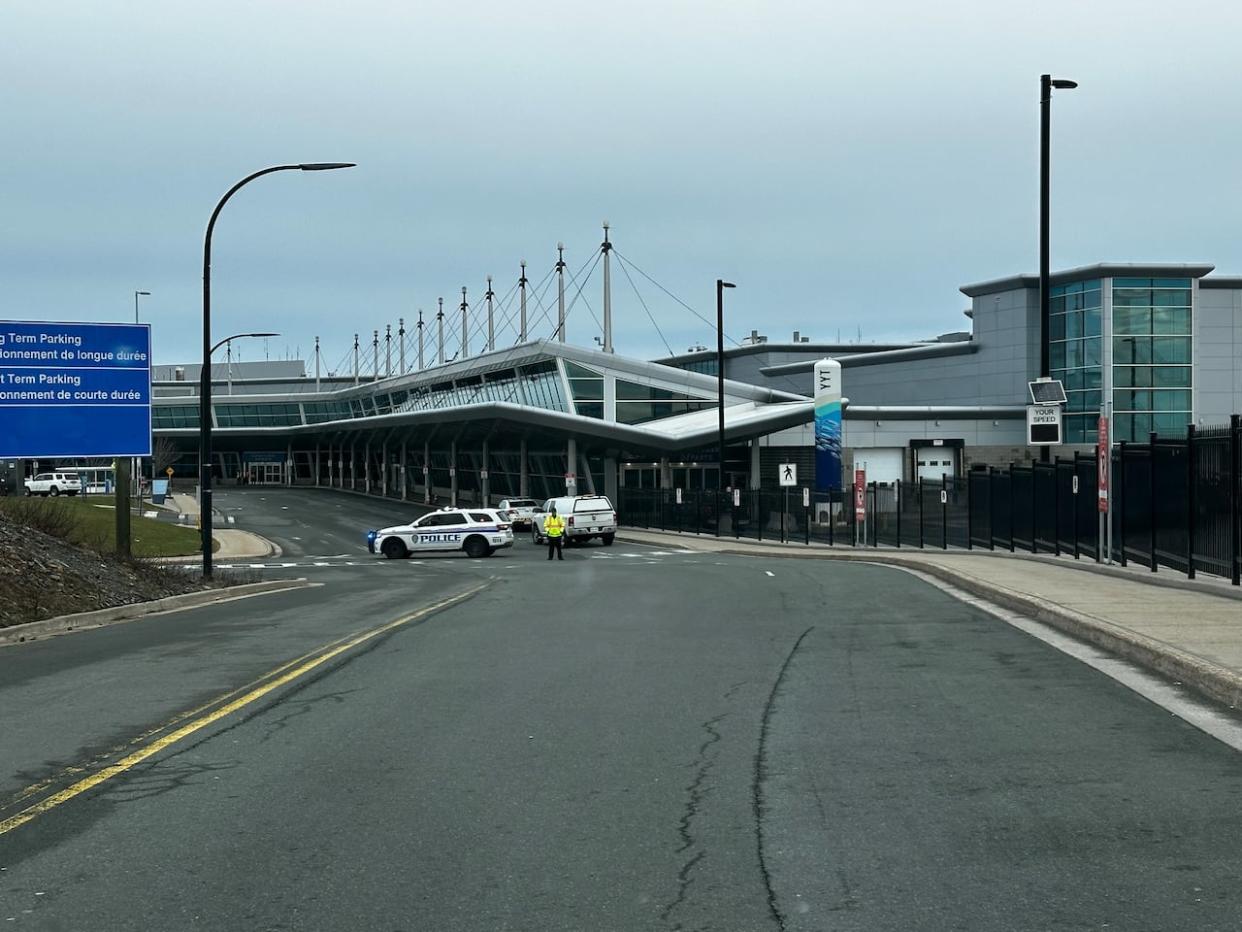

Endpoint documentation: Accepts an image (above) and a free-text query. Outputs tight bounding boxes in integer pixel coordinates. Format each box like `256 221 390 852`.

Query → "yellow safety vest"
545 515 565 537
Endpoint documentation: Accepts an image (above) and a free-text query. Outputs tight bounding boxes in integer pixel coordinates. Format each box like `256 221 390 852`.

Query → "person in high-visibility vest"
544 506 566 561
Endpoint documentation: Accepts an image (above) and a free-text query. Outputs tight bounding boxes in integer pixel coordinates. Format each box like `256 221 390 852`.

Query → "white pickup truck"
24 471 83 497
532 494 617 546
497 498 540 530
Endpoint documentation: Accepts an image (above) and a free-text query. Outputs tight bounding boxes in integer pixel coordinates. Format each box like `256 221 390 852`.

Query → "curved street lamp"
200 163 355 577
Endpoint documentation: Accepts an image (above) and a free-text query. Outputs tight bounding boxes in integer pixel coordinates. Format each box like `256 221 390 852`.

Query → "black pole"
918 478 925 549
1149 431 1158 573
896 479 903 548
965 473 972 550
199 162 353 578
988 467 996 550
716 279 733 517
1073 457 1081 560
1052 458 1061 557
1038 74 1052 465
1186 423 1196 580
941 473 948 550
1118 440 1128 567
1009 463 1016 552
1231 414 1240 586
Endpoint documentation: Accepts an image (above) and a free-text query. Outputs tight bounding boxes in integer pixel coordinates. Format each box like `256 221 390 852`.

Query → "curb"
624 529 1242 711
0 579 314 648
156 531 283 564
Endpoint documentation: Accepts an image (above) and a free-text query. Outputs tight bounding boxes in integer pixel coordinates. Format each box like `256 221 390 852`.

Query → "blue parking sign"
0 320 152 457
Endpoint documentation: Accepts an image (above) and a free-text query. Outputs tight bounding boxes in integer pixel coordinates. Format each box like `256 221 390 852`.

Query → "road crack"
661 713 726 929
753 626 815 932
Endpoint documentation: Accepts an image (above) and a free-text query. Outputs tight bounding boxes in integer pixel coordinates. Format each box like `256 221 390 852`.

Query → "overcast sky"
4 0 1241 369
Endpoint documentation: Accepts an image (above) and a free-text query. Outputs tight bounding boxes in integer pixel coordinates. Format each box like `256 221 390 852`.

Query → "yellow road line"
2 620 389 811
0 583 486 837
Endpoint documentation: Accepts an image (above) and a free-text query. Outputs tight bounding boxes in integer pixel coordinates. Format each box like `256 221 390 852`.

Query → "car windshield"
508 500 537 508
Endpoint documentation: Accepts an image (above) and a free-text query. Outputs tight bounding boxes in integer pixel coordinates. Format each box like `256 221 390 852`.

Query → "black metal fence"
618 416 1242 585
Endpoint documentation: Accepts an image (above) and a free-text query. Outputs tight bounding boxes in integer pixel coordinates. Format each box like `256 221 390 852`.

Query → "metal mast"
556 242 566 343
437 297 445 365
601 221 613 353
519 260 528 342
485 276 495 352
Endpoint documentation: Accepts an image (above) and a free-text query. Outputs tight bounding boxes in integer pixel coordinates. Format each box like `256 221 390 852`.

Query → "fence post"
988 467 996 550
896 480 903 548
1009 463 1016 552
874 483 881 547
1117 441 1127 567
1149 432 1159 572
1231 414 1240 586
1030 463 1039 554
1186 424 1196 580
1072 457 1081 560
828 495 834 547
1052 458 1061 557
918 478 925 549
849 485 856 547
966 471 973 550
805 494 810 546
941 473 948 550
756 491 763 542
715 488 721 538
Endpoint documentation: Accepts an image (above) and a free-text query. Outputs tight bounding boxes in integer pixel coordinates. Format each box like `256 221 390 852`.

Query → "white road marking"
892 565 1242 755
765 570 775 577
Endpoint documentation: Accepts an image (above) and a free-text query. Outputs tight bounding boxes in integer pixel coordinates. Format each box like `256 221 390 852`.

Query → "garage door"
851 448 902 485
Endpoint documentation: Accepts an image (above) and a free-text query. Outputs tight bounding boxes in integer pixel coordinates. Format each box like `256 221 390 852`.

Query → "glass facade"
1111 277 1192 440
152 404 200 429
215 403 303 428
615 379 715 424
565 361 605 419
1048 279 1103 443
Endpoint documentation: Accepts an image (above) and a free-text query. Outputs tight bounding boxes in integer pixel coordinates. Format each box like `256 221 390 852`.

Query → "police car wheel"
464 535 489 559
380 537 408 560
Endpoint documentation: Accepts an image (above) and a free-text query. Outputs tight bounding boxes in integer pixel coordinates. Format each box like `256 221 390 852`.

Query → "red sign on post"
854 468 866 520
1097 415 1110 513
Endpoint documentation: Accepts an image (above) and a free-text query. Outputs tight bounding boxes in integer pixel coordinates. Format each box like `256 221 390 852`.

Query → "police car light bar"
1028 378 1067 406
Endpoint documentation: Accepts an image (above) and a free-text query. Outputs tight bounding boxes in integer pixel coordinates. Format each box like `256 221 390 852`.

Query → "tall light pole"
1040 74 1077 463
200 162 354 578
716 279 736 499
134 290 150 324
131 289 151 512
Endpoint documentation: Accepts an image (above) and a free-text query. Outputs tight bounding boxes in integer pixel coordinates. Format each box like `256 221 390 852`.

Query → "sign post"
1098 410 1111 563
0 321 151 558
778 464 797 544
853 468 866 545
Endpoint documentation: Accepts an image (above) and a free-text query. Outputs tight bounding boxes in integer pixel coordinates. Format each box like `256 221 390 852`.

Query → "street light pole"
134 290 150 324
716 279 735 495
200 162 354 578
1040 73 1077 463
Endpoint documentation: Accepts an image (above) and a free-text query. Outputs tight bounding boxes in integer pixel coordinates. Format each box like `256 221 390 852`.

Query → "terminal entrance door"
251 462 284 485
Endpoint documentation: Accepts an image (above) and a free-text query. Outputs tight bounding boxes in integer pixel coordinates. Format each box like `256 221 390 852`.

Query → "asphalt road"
3 487 1242 930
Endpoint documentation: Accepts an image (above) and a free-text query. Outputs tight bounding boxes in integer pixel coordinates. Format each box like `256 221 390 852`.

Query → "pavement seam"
753 626 814 932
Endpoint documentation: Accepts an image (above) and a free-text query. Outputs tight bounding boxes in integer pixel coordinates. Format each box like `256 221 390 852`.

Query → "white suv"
24 472 83 497
368 508 514 559
532 495 617 546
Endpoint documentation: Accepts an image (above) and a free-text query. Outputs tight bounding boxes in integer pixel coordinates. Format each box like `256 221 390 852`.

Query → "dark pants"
547 536 563 560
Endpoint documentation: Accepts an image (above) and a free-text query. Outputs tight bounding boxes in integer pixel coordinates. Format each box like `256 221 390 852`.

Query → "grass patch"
0 496 207 557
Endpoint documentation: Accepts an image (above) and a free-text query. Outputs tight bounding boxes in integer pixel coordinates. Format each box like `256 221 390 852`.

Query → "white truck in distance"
24 472 82 497
497 498 539 530
532 495 617 546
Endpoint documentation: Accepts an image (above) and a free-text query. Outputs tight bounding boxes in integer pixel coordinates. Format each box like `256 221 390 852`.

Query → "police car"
367 508 514 559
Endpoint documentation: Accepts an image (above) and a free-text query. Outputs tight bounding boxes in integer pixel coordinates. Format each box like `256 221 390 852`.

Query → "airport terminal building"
111 262 1242 503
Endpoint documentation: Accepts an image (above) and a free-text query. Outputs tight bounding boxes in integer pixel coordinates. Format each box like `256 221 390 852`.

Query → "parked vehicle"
531 495 617 546
24 471 83 497
497 498 539 529
367 507 514 559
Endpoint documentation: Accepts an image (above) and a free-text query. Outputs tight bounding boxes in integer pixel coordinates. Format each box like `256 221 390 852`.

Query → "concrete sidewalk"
623 528 1242 710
